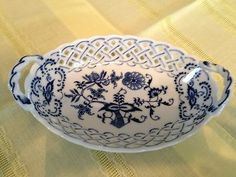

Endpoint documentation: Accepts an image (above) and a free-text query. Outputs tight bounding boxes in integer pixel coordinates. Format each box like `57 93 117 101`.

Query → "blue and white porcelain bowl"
8 35 233 153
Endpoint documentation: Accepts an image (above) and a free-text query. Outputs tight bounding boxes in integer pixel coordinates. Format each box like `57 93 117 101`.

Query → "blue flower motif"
42 79 54 104
72 104 93 119
82 71 109 87
148 86 167 98
89 88 107 100
122 72 145 90
148 88 161 98
85 72 100 82
187 84 199 109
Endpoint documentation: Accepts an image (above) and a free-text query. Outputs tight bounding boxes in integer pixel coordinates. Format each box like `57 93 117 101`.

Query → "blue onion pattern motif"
122 72 145 90
174 64 213 121
65 70 174 128
30 59 66 117
98 88 143 128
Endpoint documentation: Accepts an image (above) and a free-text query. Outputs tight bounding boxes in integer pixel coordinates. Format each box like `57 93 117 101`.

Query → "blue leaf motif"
43 79 54 104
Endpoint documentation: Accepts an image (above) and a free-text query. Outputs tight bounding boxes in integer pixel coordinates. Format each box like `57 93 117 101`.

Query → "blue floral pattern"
122 72 145 90
186 81 199 109
30 59 66 117
72 103 94 119
27 59 216 148
42 79 54 104
174 63 213 121
65 70 174 128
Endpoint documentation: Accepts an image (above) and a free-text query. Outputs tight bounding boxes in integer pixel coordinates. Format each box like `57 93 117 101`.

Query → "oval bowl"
8 35 233 153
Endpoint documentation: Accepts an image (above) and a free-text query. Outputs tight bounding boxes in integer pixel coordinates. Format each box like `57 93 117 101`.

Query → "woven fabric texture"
0 0 236 176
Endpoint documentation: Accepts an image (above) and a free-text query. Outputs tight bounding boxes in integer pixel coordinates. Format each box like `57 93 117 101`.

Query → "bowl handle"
8 55 44 111
199 61 233 115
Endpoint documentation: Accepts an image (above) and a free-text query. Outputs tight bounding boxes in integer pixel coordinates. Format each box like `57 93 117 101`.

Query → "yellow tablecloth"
0 0 236 176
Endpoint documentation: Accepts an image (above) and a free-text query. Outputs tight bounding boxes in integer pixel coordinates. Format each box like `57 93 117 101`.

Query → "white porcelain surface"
8 36 233 153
